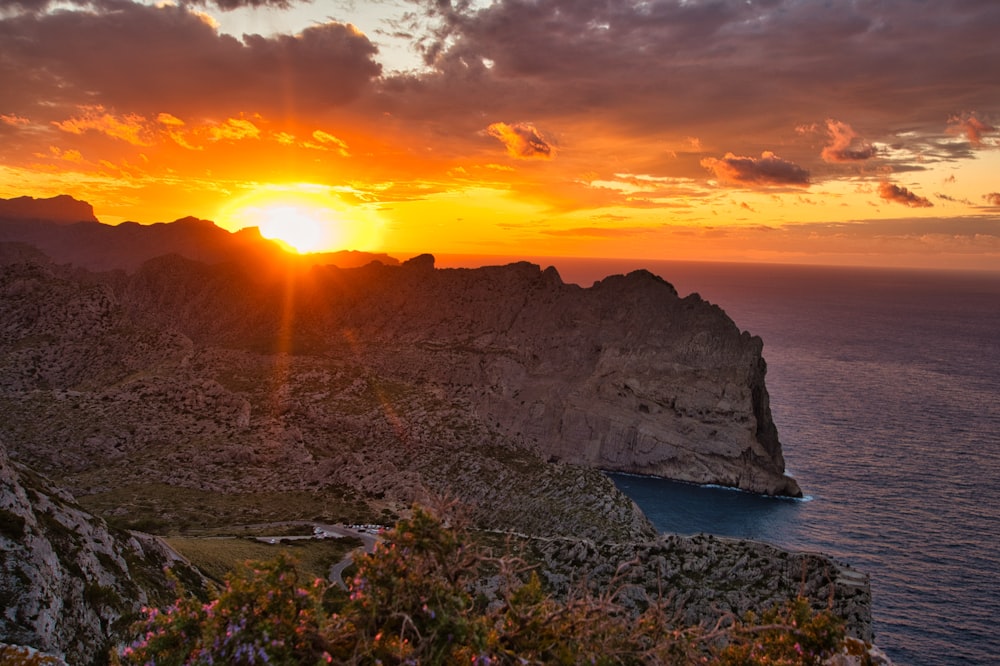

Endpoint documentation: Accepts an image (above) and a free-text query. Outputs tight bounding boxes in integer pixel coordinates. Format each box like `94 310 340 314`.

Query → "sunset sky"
1 0 999 269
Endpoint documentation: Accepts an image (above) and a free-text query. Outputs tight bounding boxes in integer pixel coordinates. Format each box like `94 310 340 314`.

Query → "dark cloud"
0 0 302 10
821 120 878 163
486 122 554 159
0 2 380 119
936 193 973 205
878 182 933 208
984 193 1000 207
700 152 810 187
397 0 1000 146
197 0 299 10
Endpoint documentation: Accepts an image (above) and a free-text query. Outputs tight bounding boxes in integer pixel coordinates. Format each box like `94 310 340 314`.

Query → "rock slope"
0 440 198 665
121 253 801 496
0 235 871 656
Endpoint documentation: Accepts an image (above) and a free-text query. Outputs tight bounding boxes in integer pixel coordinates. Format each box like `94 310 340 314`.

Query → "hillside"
0 201 874 662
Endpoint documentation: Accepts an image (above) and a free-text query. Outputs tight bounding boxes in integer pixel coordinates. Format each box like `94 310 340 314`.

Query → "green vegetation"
164 535 361 584
79 484 375 535
117 507 853 665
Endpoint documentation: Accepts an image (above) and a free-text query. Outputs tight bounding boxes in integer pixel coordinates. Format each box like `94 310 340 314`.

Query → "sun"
216 187 384 254
258 205 327 253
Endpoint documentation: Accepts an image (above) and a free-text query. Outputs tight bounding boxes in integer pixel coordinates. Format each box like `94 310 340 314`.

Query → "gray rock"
0 440 198 665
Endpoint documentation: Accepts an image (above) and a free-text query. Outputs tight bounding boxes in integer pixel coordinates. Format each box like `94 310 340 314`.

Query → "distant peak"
403 253 435 270
0 194 98 224
171 216 217 226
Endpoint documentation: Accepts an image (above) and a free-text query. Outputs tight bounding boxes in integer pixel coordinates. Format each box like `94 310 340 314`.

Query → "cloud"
196 0 299 10
53 106 152 146
984 193 1000 207
822 120 878 163
3 0 301 13
1 114 30 127
935 193 973 205
947 112 996 147
541 226 650 238
307 130 351 156
207 118 261 142
700 151 810 187
878 181 933 208
486 122 554 159
0 2 380 120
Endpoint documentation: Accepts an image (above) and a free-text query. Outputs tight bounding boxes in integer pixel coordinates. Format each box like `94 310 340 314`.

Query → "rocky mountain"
0 206 873 660
118 252 801 497
0 439 200 665
0 195 397 273
0 195 97 225
0 254 656 544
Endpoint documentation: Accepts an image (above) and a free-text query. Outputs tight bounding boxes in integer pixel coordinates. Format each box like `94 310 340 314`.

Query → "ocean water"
442 257 1000 665
592 261 1000 666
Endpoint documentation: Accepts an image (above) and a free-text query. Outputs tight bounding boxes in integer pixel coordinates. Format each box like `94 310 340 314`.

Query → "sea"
440 256 1000 665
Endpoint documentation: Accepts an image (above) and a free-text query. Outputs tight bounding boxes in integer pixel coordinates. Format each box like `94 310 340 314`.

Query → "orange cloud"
1 114 30 127
49 146 84 163
701 151 809 187
984 193 1000 207
53 106 151 146
208 118 260 142
307 130 350 156
822 120 877 163
156 113 184 127
947 112 996 147
878 181 933 208
486 122 554 159
155 112 200 150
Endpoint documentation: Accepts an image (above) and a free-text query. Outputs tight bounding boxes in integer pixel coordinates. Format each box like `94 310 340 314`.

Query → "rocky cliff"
0 203 798 495
120 253 800 496
0 195 97 224
0 439 199 665
0 231 873 659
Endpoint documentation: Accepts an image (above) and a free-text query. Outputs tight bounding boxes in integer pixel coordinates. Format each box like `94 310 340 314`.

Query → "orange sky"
1 0 999 270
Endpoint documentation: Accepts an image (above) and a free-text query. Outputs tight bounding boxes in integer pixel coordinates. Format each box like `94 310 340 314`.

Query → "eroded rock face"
3 249 797 497
371 264 801 496
0 441 194 665
145 255 799 496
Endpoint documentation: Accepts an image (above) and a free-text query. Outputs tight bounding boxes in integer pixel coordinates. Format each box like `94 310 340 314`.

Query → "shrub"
115 506 849 665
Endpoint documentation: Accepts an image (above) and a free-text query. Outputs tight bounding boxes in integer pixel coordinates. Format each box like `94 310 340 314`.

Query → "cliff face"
120 254 799 496
0 255 657 543
0 195 97 224
359 260 798 496
0 440 194 665
0 238 870 657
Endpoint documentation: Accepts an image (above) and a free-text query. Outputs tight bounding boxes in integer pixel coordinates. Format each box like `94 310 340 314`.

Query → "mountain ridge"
0 196 879 663
0 194 397 272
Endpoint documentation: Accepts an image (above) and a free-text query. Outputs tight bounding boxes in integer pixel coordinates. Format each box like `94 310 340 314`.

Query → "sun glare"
258 205 325 253
216 187 384 254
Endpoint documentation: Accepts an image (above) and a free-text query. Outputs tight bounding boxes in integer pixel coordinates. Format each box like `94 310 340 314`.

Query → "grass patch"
165 536 361 584
79 484 377 535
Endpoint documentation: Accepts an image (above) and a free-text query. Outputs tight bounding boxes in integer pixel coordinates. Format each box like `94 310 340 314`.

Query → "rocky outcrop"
0 255 657 543
0 440 200 665
0 237 871 654
119 253 800 496
0 195 97 224
532 532 873 642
